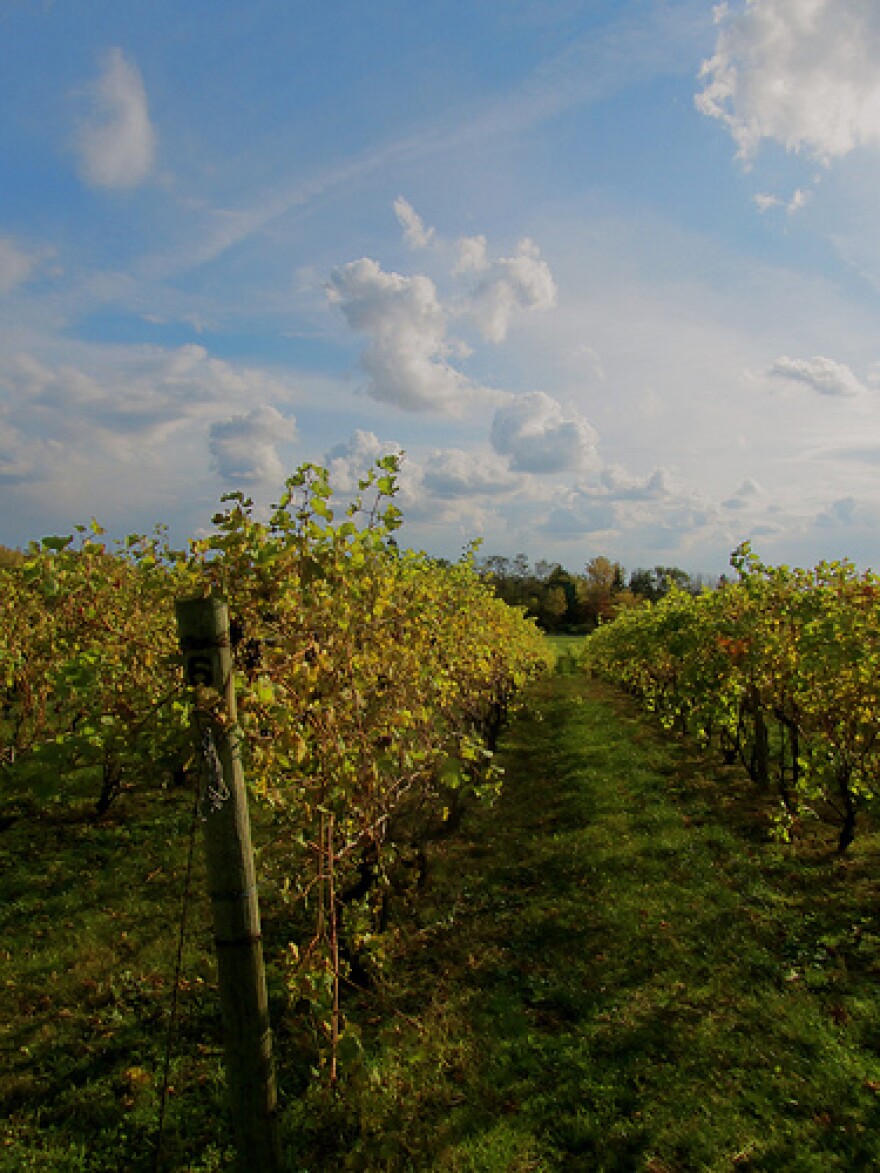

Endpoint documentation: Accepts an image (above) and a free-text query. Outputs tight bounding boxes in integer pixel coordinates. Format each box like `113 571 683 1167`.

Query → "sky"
3 0 880 576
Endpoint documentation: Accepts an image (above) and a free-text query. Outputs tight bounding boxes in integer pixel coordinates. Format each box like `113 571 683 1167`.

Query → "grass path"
5 671 880 1170
295 674 880 1170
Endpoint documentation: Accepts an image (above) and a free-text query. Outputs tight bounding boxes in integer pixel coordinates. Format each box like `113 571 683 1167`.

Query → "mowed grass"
5 673 880 1169
292 675 880 1170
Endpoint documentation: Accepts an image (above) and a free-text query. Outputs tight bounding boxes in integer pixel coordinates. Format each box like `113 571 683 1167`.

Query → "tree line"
477 553 716 632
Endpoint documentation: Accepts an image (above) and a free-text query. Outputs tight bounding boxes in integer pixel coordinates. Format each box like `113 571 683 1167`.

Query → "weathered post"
175 595 282 1172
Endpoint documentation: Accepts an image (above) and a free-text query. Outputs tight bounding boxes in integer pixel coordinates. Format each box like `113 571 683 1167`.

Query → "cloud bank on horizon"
2 1 880 574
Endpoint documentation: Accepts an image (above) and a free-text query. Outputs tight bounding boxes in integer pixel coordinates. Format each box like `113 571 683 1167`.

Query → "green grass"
5 676 880 1169
290 677 880 1170
544 633 587 676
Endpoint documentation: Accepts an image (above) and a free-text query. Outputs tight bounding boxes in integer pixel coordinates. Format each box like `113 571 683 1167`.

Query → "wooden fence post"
175 595 282 1172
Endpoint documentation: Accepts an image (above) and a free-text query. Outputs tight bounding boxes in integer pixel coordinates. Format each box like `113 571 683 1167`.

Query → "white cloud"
696 0 880 163
490 391 598 473
74 48 157 189
600 465 672 500
454 235 490 274
208 405 296 484
421 448 519 497
0 341 305 507
723 476 764 510
3 342 297 434
393 197 435 249
545 493 618 538
0 237 43 294
787 187 810 213
752 187 811 214
326 257 474 412
466 238 556 343
768 354 867 397
0 339 308 537
753 193 783 212
531 458 732 559
324 429 405 492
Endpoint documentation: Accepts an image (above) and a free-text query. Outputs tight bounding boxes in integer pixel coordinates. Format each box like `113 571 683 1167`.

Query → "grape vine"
0 454 550 1074
584 542 880 852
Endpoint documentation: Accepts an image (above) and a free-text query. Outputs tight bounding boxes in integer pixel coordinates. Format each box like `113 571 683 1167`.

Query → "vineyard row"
0 456 550 1072
584 542 880 852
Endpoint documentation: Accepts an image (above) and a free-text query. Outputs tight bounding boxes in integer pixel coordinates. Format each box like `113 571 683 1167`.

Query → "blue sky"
3 0 880 575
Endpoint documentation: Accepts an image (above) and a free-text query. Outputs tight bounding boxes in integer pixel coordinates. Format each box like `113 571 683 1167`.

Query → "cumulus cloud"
534 463 729 555
74 48 157 189
466 238 556 343
326 257 473 411
600 464 672 500
490 391 598 473
0 341 305 508
208 405 296 484
723 476 764 510
393 197 435 249
696 0 880 163
768 354 867 397
0 339 309 535
324 429 404 491
5 342 297 434
327 210 558 413
454 235 490 274
421 448 519 497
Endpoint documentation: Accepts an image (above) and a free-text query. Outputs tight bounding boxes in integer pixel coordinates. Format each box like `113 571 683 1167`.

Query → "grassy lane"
5 671 880 1169
293 675 880 1171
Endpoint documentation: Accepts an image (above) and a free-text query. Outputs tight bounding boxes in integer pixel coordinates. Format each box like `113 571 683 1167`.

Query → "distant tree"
543 585 569 627
655 565 694 594
479 550 711 632
629 568 660 601
629 565 698 601
547 566 579 625
578 556 626 626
